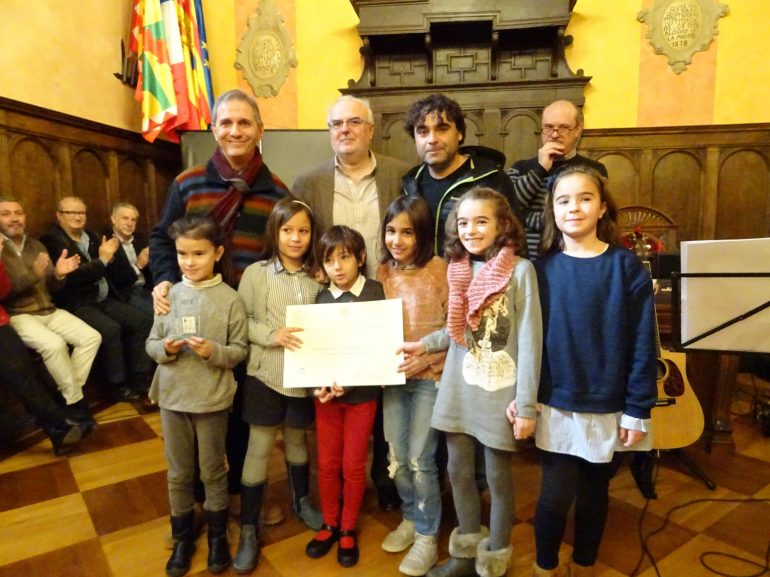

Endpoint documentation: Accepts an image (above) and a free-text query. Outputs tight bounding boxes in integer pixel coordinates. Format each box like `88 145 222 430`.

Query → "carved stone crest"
235 0 298 97
638 0 729 74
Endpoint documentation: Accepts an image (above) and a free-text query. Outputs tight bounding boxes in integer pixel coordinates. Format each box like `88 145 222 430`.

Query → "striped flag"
194 0 215 115
133 0 212 142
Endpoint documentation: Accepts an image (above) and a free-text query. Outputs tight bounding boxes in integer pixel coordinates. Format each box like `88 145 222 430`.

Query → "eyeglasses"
58 211 87 216
541 124 577 137
327 117 369 131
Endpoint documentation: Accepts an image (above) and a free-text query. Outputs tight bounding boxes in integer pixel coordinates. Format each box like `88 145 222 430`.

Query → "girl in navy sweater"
531 165 657 577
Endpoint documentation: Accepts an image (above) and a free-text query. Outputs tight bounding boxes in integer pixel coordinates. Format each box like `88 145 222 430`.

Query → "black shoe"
377 484 401 512
167 510 197 577
50 421 83 456
64 400 97 438
206 508 231 574
113 386 142 402
306 525 339 559
337 530 359 567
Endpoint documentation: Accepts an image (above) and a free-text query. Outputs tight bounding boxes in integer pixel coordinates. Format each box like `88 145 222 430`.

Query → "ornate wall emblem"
638 0 729 74
235 0 298 97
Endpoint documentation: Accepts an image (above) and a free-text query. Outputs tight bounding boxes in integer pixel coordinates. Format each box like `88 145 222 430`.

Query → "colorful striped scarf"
209 146 265 238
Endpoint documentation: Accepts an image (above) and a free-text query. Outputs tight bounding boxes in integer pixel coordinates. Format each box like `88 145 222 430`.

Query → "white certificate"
283 299 405 388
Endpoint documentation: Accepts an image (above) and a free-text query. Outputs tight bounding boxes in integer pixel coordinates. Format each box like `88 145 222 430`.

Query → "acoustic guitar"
644 263 705 449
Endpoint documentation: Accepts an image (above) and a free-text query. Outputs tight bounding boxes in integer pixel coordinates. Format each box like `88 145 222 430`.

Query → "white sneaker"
399 533 438 576
382 519 416 553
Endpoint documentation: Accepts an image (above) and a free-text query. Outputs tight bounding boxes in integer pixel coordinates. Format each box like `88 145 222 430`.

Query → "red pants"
314 398 377 531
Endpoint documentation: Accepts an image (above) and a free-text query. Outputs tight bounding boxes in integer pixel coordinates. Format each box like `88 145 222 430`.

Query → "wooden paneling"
717 149 770 239
0 97 180 239
0 97 180 448
581 124 770 245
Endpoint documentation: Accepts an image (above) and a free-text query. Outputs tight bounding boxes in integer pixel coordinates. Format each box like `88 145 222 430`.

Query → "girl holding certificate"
305 225 385 568
401 187 542 577
234 198 324 574
376 195 448 576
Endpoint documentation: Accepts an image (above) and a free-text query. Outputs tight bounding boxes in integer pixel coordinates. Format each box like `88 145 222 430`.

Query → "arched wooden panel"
717 149 770 239
379 115 420 166
596 152 639 208
117 156 150 235
72 148 110 232
501 112 539 169
8 137 58 238
651 151 703 243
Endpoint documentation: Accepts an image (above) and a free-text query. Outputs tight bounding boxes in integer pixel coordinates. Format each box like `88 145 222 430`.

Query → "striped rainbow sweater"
150 158 289 286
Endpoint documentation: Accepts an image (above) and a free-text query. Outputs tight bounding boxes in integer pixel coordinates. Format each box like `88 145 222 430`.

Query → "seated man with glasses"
507 99 607 258
40 196 154 402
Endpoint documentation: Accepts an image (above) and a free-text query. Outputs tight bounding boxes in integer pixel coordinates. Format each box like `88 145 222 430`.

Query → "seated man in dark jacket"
105 202 153 317
41 196 153 401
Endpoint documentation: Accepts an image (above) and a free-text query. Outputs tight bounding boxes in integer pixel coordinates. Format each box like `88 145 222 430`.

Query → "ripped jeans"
383 379 441 537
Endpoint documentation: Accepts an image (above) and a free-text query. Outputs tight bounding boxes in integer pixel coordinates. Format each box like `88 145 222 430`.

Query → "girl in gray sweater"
146 215 248 577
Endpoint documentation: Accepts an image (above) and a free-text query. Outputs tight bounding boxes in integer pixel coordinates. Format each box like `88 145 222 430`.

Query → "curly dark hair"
444 187 525 261
404 93 465 144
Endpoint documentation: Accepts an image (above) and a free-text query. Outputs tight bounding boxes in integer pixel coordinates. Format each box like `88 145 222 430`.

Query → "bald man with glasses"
40 196 153 403
507 100 607 258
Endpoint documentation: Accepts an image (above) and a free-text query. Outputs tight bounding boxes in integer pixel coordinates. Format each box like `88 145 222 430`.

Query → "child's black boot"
206 508 231 573
166 510 196 577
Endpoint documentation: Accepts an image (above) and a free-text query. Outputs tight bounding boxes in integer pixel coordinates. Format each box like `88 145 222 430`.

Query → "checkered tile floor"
1 375 769 577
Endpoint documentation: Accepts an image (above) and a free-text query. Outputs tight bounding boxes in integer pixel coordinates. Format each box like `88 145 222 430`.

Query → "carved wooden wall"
580 124 770 245
0 97 180 240
345 0 590 166
345 1 770 246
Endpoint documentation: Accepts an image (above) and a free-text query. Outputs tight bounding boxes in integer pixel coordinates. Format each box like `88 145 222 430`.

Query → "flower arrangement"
622 225 664 259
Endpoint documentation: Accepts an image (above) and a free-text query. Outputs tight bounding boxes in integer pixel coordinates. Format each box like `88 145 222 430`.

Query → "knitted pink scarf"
446 246 516 347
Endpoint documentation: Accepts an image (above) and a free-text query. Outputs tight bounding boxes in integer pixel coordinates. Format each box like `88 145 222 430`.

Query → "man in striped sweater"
507 100 607 259
150 89 289 305
149 89 290 515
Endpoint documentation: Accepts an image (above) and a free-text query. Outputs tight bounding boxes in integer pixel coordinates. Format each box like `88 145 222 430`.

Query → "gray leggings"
241 424 309 485
447 432 514 551
161 408 229 516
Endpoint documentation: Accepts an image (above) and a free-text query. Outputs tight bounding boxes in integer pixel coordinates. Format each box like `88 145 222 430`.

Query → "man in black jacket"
402 93 524 257
41 196 152 401
106 202 153 317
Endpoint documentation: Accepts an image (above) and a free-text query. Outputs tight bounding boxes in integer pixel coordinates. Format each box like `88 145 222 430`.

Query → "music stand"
667 239 770 489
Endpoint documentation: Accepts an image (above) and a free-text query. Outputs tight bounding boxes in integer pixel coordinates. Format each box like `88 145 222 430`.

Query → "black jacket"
403 146 525 256
40 225 116 311
104 233 152 301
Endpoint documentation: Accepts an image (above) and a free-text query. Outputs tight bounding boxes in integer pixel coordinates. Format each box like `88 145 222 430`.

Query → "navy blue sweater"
535 246 657 419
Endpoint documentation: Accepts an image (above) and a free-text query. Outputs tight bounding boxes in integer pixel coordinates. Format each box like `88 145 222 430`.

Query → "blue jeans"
383 379 441 537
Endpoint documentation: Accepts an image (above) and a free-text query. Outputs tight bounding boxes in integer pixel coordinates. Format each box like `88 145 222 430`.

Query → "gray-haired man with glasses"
293 95 409 279
508 99 607 258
